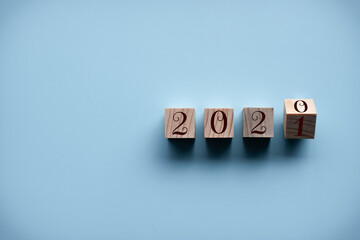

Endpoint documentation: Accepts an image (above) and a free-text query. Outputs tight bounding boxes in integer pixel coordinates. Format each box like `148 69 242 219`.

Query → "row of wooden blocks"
165 99 317 139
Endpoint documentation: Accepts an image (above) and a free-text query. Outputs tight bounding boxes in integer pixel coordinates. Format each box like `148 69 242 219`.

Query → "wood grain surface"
204 108 234 138
165 108 195 139
284 99 317 139
243 107 274 138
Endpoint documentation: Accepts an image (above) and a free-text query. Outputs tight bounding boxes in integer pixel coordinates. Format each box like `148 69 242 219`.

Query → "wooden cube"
243 107 274 138
165 108 195 139
284 99 317 139
204 108 234 138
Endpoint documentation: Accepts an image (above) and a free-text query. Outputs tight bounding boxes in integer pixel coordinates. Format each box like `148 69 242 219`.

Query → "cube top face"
284 99 317 139
204 108 234 138
165 108 195 139
243 107 274 138
284 99 316 115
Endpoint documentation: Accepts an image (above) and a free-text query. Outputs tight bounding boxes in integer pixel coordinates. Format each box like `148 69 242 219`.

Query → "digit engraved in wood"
243 107 274 138
210 110 227 134
172 112 188 135
283 99 317 139
294 116 304 136
294 100 308 113
204 108 234 138
251 111 267 134
165 108 195 139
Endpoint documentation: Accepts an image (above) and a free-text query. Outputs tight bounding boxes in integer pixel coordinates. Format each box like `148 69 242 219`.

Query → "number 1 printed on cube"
204 108 234 138
283 99 317 139
243 107 274 138
165 108 195 139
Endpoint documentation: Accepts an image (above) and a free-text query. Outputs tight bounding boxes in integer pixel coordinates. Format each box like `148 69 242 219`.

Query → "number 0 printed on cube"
204 108 234 138
283 99 317 139
165 108 195 139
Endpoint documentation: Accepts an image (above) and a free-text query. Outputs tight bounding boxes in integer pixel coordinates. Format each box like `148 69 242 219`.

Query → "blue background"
1 1 360 239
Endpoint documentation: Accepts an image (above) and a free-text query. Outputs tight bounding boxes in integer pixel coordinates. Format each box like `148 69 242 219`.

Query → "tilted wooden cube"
243 107 274 138
284 99 317 139
204 108 234 138
165 108 195 139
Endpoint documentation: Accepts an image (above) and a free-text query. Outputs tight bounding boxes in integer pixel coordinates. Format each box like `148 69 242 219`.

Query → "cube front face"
284 99 317 139
165 108 195 139
204 108 234 138
243 107 274 138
